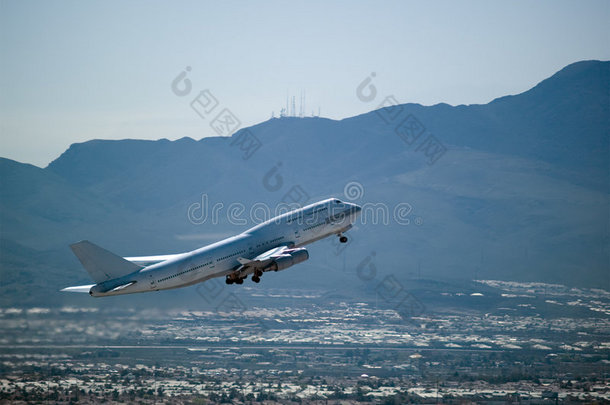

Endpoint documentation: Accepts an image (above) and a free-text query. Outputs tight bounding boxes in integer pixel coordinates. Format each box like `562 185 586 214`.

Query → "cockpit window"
334 199 341 203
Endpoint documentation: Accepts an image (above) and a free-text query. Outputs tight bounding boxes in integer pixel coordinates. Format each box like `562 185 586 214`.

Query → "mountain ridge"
1 60 608 306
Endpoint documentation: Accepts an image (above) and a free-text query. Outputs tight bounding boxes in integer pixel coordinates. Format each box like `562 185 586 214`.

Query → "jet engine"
265 248 309 272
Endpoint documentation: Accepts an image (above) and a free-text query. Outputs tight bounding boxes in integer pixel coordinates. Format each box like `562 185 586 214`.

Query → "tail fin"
70 240 142 283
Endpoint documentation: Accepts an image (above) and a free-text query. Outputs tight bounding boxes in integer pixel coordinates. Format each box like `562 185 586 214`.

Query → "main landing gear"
226 275 242 285
251 269 263 283
226 276 244 285
226 269 264 285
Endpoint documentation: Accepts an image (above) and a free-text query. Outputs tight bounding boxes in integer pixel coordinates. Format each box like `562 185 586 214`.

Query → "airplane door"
293 222 301 241
148 273 157 290
203 256 214 275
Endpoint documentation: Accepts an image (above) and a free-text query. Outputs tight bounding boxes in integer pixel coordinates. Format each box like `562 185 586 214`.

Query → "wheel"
254 269 263 277
339 236 348 243
236 278 244 285
225 277 234 285
252 276 260 283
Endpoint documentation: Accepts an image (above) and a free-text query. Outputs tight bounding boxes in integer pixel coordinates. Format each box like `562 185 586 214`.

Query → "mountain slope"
1 60 608 307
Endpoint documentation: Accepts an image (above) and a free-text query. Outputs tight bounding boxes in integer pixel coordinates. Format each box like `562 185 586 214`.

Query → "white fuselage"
90 198 361 296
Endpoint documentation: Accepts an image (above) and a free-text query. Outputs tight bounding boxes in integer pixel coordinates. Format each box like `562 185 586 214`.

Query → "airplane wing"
227 245 309 284
123 254 184 266
236 245 292 271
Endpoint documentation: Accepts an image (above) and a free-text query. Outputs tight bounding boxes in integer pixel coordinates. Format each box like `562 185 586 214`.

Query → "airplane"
62 198 362 297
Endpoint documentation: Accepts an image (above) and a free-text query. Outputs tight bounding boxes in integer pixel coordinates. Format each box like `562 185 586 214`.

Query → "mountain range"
1 60 608 307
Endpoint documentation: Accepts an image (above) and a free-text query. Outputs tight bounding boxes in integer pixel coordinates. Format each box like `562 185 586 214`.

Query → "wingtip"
69 240 89 248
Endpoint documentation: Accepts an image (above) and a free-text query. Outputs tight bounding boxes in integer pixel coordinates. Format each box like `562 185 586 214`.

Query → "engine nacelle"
265 248 309 272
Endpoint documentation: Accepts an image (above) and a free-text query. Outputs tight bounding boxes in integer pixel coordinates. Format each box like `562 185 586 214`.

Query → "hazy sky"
1 0 609 167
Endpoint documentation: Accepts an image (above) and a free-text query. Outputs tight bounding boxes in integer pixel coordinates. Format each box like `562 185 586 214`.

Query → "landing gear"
228 271 261 285
226 275 244 285
252 269 263 283
339 234 348 243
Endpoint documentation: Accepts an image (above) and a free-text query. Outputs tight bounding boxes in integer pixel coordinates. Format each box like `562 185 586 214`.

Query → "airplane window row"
157 261 212 283
286 214 303 224
302 206 328 217
304 221 326 231
256 236 285 248
328 211 346 222
217 250 247 262
288 206 329 224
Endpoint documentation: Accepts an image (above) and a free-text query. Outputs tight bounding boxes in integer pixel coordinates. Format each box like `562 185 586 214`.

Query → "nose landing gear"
338 233 348 243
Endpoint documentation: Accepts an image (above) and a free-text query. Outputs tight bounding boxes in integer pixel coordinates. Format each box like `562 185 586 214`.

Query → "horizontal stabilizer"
61 284 95 293
70 240 142 283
